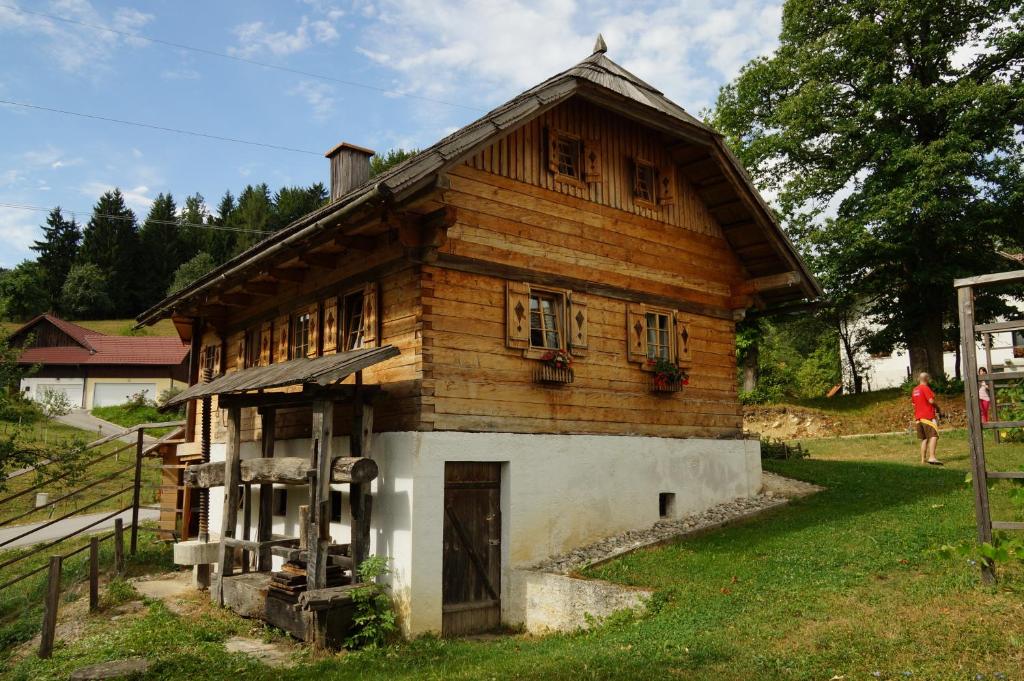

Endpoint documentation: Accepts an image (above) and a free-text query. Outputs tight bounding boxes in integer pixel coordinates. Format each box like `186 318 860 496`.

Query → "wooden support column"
257 408 276 572
308 399 334 650
958 285 996 584
214 406 242 605
349 385 374 572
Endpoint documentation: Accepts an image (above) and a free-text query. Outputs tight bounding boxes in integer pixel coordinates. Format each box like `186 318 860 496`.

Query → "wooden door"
442 462 501 636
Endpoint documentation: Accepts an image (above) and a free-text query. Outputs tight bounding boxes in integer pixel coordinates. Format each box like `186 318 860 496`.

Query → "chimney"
325 142 376 201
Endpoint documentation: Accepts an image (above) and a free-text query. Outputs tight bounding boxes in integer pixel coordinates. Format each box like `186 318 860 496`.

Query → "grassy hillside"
0 319 177 337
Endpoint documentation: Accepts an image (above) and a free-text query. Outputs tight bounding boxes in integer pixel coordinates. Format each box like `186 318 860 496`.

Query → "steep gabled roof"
138 43 819 326
11 314 188 367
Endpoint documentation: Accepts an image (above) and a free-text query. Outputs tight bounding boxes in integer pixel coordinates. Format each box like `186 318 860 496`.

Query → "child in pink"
979 367 991 423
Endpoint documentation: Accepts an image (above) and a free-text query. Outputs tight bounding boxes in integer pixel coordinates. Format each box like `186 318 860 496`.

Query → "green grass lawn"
0 419 162 527
90 404 184 438
4 430 1024 680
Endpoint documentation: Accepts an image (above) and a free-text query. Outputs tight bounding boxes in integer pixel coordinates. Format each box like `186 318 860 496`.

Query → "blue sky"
0 0 784 268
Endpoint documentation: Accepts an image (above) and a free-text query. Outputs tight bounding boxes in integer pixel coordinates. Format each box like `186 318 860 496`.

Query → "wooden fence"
0 421 183 658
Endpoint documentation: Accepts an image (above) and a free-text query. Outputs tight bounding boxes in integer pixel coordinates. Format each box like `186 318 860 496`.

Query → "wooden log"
39 555 62 659
214 406 241 606
89 537 99 612
270 548 354 569
298 583 364 611
184 457 379 488
298 505 309 551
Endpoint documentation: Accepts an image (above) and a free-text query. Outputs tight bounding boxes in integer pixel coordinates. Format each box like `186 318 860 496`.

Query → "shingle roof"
13 315 188 367
138 44 819 325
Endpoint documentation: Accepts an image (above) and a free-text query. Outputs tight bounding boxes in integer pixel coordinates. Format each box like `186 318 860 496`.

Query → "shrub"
157 385 183 409
37 387 72 418
125 389 155 410
759 437 809 460
345 556 398 649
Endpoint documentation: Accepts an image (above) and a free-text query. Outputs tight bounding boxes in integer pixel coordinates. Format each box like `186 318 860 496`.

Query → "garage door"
37 383 84 408
92 383 158 408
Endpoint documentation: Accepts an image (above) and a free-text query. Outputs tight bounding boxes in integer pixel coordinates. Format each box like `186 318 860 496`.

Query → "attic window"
633 160 656 204
556 135 582 179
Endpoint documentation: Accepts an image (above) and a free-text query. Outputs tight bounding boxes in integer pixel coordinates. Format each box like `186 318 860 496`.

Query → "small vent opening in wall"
272 488 287 517
659 492 676 519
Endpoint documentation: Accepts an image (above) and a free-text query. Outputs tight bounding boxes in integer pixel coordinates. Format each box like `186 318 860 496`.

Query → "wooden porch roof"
165 345 399 407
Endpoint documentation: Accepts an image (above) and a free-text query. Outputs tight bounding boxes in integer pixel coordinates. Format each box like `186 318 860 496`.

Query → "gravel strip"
534 493 790 575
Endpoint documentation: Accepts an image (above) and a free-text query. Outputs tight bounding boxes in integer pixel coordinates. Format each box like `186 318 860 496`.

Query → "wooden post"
130 428 144 554
114 518 125 575
257 408 276 572
307 399 334 651
214 406 242 605
38 555 62 658
350 394 374 571
958 285 996 584
89 537 99 612
298 504 309 550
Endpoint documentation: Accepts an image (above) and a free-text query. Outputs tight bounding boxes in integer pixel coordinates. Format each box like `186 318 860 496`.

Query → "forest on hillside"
0 149 416 322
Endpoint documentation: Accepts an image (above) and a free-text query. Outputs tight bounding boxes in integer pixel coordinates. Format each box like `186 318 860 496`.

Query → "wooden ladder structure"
955 269 1024 584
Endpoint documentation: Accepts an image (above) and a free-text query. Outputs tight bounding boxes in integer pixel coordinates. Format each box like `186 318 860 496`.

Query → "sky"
0 0 785 268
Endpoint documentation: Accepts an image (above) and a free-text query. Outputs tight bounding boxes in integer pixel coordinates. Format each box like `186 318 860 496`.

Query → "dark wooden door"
442 462 501 636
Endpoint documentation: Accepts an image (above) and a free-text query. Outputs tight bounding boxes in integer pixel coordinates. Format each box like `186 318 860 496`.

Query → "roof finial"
593 33 607 54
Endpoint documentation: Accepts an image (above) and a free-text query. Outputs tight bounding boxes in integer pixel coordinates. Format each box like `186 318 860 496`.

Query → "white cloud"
161 67 200 81
0 1 154 74
22 146 84 170
0 205 41 267
79 181 154 215
290 80 337 120
356 0 783 113
228 14 340 58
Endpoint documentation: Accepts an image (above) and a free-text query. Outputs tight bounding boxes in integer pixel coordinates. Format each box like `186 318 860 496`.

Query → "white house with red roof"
11 314 189 409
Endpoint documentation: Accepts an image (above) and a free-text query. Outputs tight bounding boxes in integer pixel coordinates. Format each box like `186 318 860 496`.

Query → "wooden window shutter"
674 311 692 367
583 139 602 183
322 296 338 355
213 344 223 375
626 302 647 363
275 314 290 363
361 282 379 347
307 302 320 358
259 322 272 366
658 165 676 205
234 333 245 371
568 293 588 357
546 127 559 175
506 281 530 349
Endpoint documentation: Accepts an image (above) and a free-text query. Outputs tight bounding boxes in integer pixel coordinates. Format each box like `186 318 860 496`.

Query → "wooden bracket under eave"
396 206 456 264
732 271 802 297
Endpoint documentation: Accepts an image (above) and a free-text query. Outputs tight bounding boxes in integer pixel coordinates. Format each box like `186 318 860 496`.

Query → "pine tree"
206 191 236 264
30 207 81 313
230 184 273 254
138 193 180 311
272 183 328 231
178 193 208 263
78 189 140 316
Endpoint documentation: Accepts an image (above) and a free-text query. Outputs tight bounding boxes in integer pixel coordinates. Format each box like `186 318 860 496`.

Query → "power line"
0 201 272 234
0 98 321 156
1 3 483 113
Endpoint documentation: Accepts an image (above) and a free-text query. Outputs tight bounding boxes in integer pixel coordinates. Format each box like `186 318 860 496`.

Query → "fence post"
38 555 62 658
89 537 99 611
130 428 144 555
114 518 125 575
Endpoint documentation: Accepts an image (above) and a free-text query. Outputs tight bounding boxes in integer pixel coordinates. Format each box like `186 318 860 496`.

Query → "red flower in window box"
647 358 688 393
540 349 573 371
535 349 574 386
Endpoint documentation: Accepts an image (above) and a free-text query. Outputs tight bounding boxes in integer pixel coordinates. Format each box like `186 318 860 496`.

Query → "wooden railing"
0 420 184 658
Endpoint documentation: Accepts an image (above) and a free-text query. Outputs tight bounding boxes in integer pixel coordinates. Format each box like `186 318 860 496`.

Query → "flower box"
649 377 683 393
534 365 575 385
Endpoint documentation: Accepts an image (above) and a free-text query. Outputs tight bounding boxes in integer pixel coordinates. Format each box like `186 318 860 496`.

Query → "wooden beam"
184 455 379 488
954 269 1024 288
245 281 279 296
300 252 340 269
218 292 253 307
214 405 241 605
269 267 306 283
333 234 377 250
215 384 381 410
732 271 802 296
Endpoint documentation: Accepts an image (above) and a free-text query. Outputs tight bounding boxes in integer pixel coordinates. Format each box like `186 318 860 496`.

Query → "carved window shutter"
322 296 338 355
362 282 379 347
674 311 692 367
546 127 559 175
235 334 245 371
659 165 676 205
259 322 272 366
506 281 531 349
584 139 602 183
568 293 588 356
275 314 290 363
626 303 647 363
307 302 320 358
213 344 223 375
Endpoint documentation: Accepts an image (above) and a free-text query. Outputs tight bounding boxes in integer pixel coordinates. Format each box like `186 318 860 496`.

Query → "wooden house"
141 40 819 639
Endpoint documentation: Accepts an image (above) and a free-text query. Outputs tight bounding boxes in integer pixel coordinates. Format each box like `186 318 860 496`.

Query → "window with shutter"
529 290 565 350
626 303 648 363
234 333 246 371
274 314 289 363
633 159 657 205
674 311 693 367
658 164 675 205
307 302 320 358
342 290 365 351
568 293 588 356
546 128 591 188
645 310 673 361
292 312 311 359
259 322 272 366
361 282 378 348
506 281 531 350
245 327 259 369
583 139 602 183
